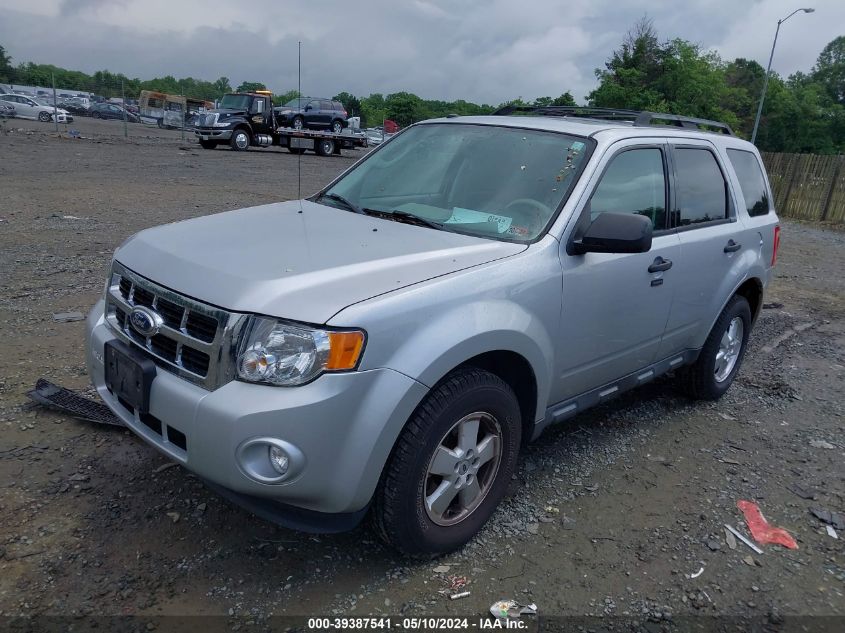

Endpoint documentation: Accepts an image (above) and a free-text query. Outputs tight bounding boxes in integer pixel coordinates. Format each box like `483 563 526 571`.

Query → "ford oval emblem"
129 306 164 337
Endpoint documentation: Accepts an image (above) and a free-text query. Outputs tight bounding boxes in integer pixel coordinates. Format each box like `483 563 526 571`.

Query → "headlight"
236 317 365 386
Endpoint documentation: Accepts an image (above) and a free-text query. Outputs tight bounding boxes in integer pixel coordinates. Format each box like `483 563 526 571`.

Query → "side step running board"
27 378 123 427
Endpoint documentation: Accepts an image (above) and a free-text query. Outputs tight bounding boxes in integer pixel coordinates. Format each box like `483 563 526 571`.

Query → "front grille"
104 261 246 390
198 113 217 127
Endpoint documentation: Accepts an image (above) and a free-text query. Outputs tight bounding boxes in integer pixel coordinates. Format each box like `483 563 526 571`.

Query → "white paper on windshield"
446 207 512 234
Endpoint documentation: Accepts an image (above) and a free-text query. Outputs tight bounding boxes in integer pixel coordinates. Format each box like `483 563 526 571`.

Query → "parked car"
274 97 348 133
58 100 90 117
0 94 73 122
90 102 140 123
86 107 779 556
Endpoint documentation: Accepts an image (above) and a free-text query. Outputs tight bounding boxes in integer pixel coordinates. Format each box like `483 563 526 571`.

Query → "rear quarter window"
727 149 771 217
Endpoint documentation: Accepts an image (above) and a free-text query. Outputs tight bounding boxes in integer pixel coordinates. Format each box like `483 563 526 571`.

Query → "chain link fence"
1 75 200 142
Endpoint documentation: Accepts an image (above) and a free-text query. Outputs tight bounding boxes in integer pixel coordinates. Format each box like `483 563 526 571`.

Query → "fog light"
269 445 290 475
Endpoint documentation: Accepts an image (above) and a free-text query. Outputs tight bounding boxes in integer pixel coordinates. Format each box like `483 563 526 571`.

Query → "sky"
0 0 840 104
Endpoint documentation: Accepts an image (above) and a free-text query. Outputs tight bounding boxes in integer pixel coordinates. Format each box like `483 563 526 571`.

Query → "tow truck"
194 90 367 156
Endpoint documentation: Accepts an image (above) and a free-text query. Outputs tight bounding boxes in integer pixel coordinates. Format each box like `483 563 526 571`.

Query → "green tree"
0 45 13 82
333 91 362 117
213 76 232 98
813 36 845 105
235 81 267 93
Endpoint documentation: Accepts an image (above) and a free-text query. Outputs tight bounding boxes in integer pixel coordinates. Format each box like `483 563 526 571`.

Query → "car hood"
115 200 526 323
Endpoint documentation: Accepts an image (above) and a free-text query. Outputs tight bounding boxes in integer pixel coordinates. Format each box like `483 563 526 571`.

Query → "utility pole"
751 7 815 145
122 78 128 138
51 72 58 133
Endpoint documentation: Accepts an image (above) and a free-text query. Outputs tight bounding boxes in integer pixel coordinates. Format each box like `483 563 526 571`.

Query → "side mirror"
570 212 653 255
304 104 313 111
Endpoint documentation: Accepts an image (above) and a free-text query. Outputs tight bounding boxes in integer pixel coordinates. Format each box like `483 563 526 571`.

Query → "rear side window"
589 148 667 229
673 148 728 226
727 149 770 216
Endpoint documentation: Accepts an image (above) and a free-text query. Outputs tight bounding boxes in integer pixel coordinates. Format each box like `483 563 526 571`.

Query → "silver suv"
86 107 779 555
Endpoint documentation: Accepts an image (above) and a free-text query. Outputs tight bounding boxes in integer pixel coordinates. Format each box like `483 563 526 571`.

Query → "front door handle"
648 256 673 273
724 239 742 253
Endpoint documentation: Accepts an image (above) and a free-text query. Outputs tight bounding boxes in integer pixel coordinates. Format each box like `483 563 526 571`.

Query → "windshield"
219 94 252 110
322 123 590 241
284 98 308 108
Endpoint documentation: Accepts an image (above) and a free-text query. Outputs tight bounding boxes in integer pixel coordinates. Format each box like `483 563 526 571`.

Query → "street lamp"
751 7 815 144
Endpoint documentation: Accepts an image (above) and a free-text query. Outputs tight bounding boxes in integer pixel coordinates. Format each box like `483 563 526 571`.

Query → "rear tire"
677 295 751 400
199 140 217 150
372 367 522 557
230 129 250 151
331 119 343 134
315 138 336 156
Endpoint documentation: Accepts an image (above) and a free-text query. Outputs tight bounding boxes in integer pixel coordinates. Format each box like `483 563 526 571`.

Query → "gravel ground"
0 117 843 628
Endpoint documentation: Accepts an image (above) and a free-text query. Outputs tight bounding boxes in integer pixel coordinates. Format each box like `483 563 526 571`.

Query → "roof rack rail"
491 105 734 136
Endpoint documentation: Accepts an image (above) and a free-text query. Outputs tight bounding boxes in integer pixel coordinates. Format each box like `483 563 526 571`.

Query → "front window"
321 123 590 241
219 94 253 110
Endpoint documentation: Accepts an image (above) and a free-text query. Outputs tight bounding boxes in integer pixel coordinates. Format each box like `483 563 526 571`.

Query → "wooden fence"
761 152 845 223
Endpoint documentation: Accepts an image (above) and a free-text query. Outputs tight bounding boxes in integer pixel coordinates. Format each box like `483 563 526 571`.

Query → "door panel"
658 141 746 356
555 141 679 402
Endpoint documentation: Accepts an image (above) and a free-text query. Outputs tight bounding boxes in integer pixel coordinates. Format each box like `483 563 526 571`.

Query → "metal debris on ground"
490 600 538 620
449 591 470 601
724 527 737 550
27 378 123 427
724 524 763 555
810 507 845 531
826 526 838 539
689 567 704 579
809 439 836 449
52 311 85 322
737 500 798 550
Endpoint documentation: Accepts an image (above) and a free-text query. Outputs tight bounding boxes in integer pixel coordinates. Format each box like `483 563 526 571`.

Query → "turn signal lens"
326 331 365 370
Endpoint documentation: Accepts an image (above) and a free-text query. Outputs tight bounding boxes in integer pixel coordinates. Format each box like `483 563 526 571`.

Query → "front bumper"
86 300 428 516
195 127 233 141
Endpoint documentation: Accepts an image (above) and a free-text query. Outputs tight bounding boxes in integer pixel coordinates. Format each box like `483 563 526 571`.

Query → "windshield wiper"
318 192 365 215
366 209 444 230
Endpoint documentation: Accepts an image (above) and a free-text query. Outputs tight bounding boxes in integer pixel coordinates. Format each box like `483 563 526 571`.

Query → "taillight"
771 225 781 266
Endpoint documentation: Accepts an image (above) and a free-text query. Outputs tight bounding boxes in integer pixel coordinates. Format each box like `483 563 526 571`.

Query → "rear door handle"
648 256 673 273
724 239 742 253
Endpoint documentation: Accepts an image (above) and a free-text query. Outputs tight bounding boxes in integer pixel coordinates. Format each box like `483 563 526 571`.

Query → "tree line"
1 20 843 153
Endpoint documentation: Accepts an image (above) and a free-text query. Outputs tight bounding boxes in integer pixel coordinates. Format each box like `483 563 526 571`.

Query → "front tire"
38 111 51 122
677 295 751 400
292 115 305 130
372 368 522 556
230 129 250 151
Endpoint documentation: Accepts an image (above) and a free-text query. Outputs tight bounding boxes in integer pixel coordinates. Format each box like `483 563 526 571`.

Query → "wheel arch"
734 277 763 324
451 350 538 449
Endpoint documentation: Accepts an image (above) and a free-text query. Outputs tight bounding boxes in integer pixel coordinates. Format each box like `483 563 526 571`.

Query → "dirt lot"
1 117 843 628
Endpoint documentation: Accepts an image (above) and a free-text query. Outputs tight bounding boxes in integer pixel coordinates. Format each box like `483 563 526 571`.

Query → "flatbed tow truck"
194 90 367 156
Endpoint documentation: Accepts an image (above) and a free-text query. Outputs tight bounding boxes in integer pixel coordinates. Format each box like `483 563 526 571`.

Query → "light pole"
751 7 815 144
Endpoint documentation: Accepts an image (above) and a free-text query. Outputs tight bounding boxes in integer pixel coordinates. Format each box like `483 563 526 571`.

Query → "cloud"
59 0 127 17
0 0 841 105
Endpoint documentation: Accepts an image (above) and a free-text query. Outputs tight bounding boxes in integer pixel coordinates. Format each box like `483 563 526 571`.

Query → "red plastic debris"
737 500 798 550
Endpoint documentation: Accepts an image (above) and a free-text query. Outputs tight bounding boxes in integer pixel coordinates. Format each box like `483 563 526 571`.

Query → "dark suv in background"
274 98 348 133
